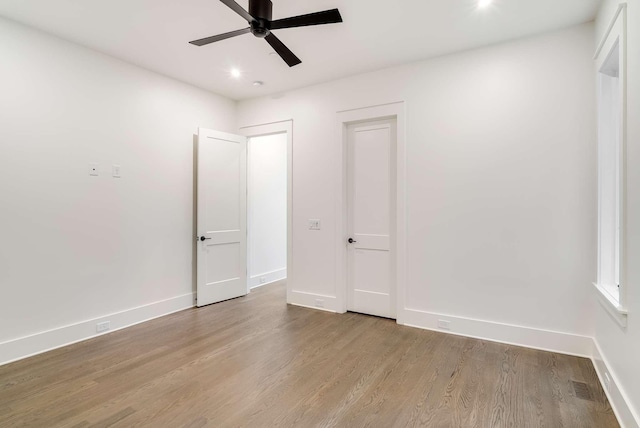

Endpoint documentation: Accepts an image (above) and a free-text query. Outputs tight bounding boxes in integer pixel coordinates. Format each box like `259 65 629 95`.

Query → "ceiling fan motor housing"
250 19 270 38
249 0 272 37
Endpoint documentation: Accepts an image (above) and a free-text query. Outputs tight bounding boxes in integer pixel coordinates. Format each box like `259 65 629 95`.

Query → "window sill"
593 283 628 328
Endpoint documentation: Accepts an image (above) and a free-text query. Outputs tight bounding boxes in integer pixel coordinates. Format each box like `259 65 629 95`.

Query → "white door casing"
347 119 397 319
197 128 248 307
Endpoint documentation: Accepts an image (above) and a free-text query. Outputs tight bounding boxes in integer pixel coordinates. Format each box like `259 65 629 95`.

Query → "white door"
197 128 247 307
347 119 396 319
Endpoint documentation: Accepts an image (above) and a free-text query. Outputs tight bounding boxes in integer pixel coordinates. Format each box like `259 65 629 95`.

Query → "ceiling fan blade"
219 0 255 22
265 33 301 67
189 27 251 46
270 9 342 30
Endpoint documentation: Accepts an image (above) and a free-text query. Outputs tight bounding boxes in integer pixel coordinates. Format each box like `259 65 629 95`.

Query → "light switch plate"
112 164 121 178
88 163 99 176
308 219 321 230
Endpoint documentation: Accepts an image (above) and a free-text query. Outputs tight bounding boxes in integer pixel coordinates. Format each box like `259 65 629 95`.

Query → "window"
594 4 627 324
597 40 621 302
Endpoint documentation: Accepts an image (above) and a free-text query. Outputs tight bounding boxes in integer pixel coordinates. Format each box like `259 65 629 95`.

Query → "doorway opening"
247 132 288 289
240 121 293 302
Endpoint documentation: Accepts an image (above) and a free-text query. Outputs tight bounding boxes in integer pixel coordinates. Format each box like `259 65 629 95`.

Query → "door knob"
199 236 211 242
348 238 357 244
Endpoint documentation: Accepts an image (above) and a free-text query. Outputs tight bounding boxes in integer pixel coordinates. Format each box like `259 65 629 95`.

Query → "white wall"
594 1 640 426
0 17 235 362
248 133 287 288
3 11 635 422
238 24 597 345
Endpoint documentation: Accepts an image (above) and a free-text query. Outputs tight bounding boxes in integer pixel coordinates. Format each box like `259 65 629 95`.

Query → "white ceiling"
0 0 601 100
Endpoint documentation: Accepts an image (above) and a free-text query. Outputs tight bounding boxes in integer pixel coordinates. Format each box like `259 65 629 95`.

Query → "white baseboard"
592 340 640 428
288 290 339 313
249 268 287 289
402 308 593 357
0 293 195 366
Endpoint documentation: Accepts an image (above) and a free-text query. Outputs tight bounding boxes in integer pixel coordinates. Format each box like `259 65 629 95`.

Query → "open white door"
197 128 247 307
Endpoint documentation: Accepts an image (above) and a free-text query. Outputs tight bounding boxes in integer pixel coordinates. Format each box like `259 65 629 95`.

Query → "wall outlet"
96 321 110 333
437 319 451 330
315 299 324 308
308 219 321 230
260 276 266 284
88 162 99 176
604 372 611 392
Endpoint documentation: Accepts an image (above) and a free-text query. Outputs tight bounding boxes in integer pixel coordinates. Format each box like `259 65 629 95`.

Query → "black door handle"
199 236 211 241
348 238 357 244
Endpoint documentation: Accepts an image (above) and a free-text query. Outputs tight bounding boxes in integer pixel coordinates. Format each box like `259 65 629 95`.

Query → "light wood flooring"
0 282 618 427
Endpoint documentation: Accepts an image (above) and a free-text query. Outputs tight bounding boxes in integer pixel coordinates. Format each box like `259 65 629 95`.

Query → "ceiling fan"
189 0 343 67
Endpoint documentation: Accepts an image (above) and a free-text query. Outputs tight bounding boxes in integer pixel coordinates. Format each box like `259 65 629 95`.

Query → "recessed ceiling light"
230 68 241 78
253 81 264 87
478 0 492 8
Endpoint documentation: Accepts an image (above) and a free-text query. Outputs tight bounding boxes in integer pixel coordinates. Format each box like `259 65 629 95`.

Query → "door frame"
239 120 293 300
336 103 406 324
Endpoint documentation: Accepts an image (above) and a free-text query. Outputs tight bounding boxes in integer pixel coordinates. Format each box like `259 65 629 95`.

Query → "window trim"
594 2 628 325
593 283 628 327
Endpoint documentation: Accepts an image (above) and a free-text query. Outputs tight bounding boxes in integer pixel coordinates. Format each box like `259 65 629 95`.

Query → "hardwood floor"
0 282 618 427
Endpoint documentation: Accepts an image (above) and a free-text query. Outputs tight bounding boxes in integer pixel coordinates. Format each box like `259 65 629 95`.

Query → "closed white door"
197 128 247 307
347 119 396 319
